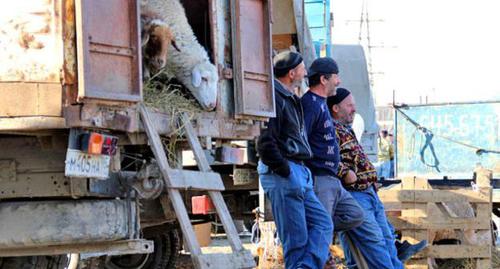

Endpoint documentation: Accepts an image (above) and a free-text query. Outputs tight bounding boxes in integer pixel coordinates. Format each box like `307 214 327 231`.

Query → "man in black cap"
257 51 333 269
328 88 426 269
301 57 365 268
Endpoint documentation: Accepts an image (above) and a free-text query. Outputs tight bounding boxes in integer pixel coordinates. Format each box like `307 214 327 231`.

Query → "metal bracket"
0 239 153 257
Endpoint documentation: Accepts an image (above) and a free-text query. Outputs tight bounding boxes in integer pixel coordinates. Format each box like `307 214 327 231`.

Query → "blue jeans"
390 160 395 178
339 186 403 269
376 161 391 179
258 160 333 269
313 175 364 232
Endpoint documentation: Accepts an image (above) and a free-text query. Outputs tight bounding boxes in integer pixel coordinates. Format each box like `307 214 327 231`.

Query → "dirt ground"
175 235 258 269
176 239 500 269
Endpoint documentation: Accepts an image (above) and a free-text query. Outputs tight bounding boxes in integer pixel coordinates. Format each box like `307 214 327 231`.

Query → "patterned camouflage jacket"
335 121 378 190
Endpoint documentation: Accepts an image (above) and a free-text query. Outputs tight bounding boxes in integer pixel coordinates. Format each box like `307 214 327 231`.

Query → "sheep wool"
141 0 218 111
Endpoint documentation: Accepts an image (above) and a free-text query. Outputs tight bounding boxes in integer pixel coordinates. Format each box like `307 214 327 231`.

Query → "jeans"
339 186 403 269
258 160 333 269
313 175 364 232
376 161 391 179
390 160 395 178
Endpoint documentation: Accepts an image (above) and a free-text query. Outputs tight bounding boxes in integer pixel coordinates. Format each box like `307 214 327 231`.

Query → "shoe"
397 240 427 262
323 255 337 269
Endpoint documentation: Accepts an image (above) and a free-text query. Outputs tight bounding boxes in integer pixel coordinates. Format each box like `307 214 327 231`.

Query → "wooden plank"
406 259 429 269
0 83 62 117
476 258 491 269
38 83 63 116
168 169 225 191
181 113 212 172
196 116 261 140
417 245 491 259
476 168 493 187
272 34 293 50
194 252 256 269
271 0 296 35
138 104 202 256
180 113 244 253
388 216 490 230
378 189 490 203
477 203 493 220
383 202 421 212
0 117 65 131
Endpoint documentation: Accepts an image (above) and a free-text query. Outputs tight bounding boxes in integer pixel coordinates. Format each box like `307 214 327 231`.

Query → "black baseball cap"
308 57 339 77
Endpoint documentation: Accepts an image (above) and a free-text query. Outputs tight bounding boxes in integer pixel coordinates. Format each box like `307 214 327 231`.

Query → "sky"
331 0 500 106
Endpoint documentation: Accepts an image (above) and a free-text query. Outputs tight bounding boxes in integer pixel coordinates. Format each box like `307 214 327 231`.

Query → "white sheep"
141 0 218 111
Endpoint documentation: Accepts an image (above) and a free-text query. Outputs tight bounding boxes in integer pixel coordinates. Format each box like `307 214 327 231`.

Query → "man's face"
334 95 356 125
290 62 307 88
325 73 341 96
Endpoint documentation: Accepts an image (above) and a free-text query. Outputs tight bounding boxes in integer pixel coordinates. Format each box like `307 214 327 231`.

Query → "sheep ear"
192 69 202 87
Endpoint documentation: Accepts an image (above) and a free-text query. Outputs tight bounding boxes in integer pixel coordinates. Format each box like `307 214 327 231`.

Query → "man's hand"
274 163 291 178
343 170 357 184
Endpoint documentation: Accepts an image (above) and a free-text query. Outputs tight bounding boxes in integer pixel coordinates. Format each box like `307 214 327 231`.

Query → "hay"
143 72 202 166
492 246 500 268
143 72 202 117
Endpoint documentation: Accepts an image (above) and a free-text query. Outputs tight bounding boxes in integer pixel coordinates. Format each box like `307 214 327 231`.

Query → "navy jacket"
301 90 340 176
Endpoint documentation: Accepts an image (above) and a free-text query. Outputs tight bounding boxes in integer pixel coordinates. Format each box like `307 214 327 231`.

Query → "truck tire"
0 255 75 269
105 225 181 269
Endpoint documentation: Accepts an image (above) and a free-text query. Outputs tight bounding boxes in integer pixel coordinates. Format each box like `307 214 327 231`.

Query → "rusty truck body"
0 0 276 268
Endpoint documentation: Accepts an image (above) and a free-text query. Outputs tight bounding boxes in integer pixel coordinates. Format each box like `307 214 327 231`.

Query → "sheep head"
141 19 180 74
191 61 218 111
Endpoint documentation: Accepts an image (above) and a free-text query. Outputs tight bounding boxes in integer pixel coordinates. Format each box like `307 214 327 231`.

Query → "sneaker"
397 240 427 262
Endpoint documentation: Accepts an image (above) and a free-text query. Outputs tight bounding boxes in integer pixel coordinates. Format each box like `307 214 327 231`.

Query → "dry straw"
143 71 202 166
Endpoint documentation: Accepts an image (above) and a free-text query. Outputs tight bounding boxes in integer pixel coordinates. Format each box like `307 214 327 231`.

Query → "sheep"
141 13 180 80
141 0 218 111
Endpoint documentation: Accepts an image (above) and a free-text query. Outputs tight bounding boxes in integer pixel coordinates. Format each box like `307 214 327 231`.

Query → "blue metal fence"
395 102 500 179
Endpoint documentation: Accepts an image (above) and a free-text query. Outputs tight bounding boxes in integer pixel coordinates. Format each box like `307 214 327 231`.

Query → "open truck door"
231 0 275 119
75 0 142 103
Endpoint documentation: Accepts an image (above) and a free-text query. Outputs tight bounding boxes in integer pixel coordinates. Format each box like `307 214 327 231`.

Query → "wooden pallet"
139 104 255 269
379 169 493 269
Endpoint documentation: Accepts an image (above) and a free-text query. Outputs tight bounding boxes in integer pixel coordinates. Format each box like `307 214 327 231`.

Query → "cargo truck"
0 0 274 268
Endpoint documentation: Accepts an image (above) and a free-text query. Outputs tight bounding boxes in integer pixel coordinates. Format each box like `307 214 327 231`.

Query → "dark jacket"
301 91 340 177
257 79 313 177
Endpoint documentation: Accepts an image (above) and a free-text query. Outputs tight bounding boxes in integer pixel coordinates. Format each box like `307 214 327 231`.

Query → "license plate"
65 149 111 179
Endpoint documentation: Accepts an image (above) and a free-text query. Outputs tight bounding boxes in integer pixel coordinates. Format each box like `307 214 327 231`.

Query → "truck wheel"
105 225 181 269
0 254 75 269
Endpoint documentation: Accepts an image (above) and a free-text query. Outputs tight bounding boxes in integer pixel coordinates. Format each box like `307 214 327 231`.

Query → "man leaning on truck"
328 88 408 269
257 51 333 269
301 58 365 267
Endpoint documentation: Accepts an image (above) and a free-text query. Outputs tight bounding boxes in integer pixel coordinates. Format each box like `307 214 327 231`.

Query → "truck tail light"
88 133 104 154
80 132 118 155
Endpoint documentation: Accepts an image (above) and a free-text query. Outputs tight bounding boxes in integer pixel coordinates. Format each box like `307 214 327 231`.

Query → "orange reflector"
88 133 104 154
